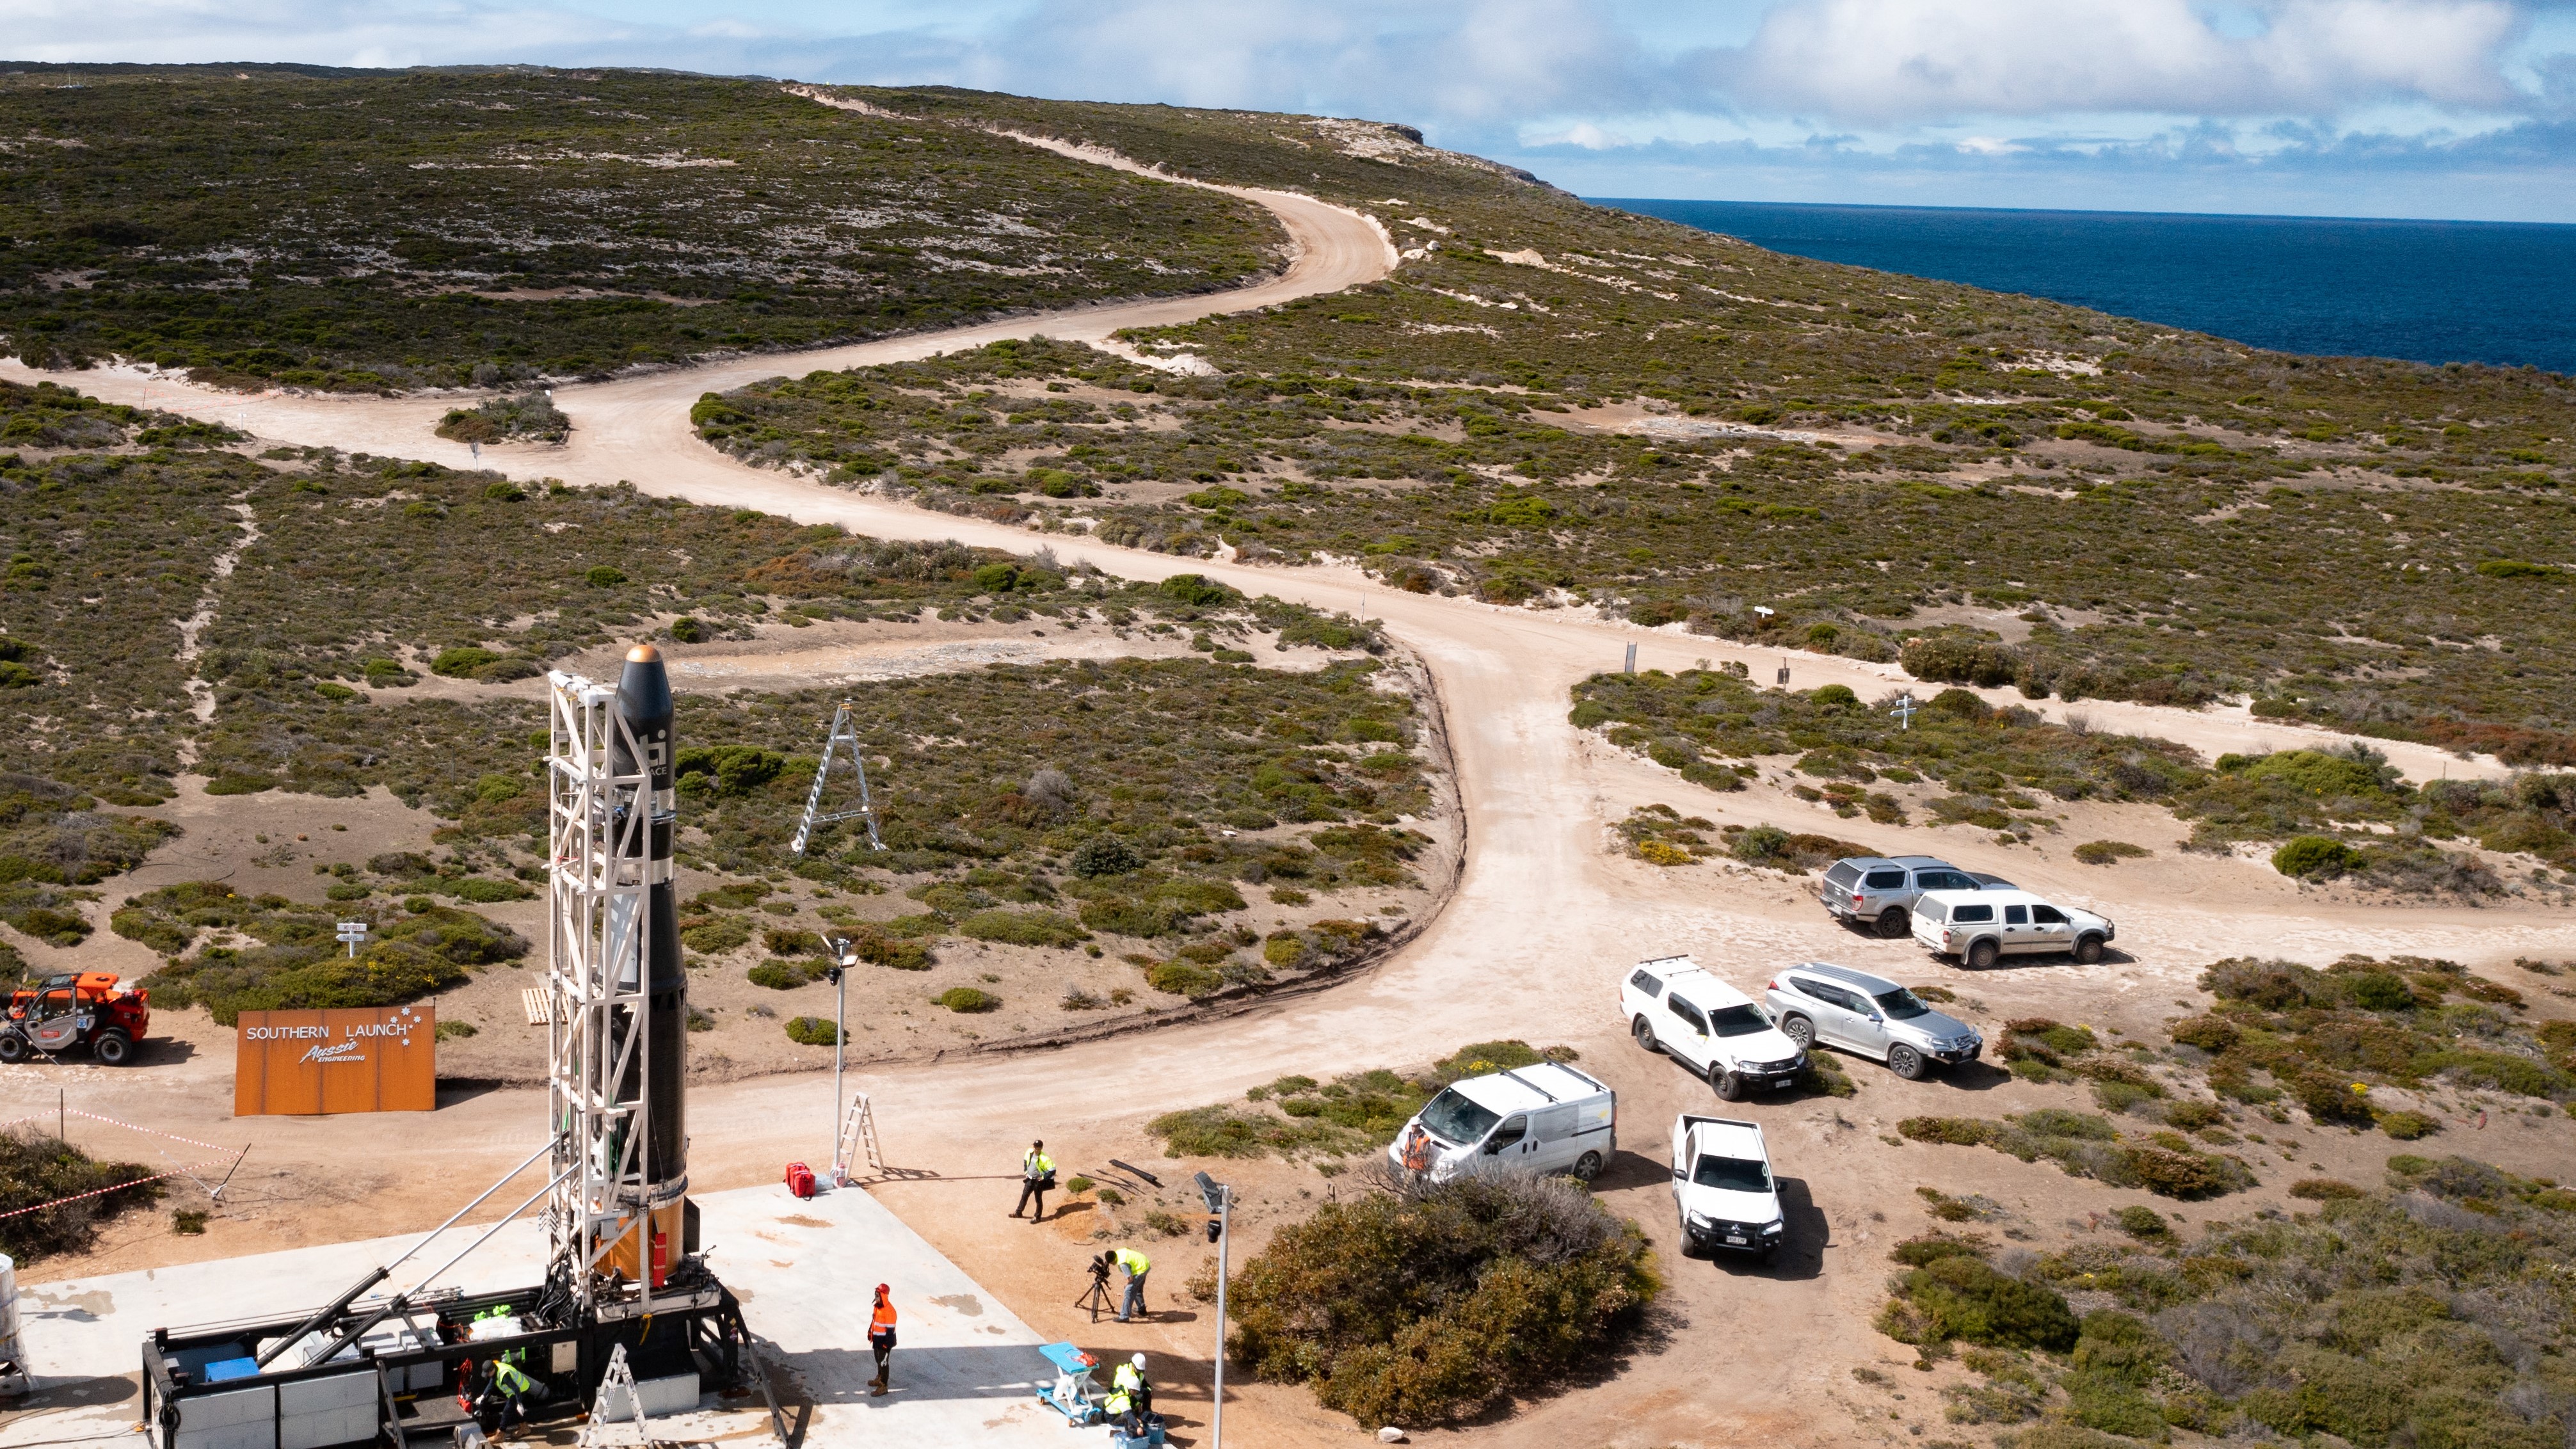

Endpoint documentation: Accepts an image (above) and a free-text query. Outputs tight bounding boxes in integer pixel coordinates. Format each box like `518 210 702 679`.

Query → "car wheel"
93 1029 133 1066
1887 1044 1928 1080
1572 1150 1604 1183
0 1034 25 1064
1875 907 1909 939
1712 1066 1747 1101
2074 934 2105 965
1674 1215 1700 1258
1967 938 2000 970
1759 1245 1778 1267
1780 1014 1815 1050
1631 1016 1661 1055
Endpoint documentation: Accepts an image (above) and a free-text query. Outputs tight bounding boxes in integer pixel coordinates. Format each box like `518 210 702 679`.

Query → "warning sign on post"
234 1004 436 1116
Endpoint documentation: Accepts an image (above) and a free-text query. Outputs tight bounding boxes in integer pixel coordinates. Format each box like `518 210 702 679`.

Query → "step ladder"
789 701 883 857
579 1343 649 1447
833 1092 883 1185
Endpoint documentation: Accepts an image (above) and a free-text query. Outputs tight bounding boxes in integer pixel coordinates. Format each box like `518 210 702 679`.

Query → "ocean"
1593 198 2576 376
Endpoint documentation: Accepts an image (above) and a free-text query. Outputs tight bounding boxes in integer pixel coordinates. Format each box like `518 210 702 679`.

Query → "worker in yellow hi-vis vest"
1112 1245 1150 1322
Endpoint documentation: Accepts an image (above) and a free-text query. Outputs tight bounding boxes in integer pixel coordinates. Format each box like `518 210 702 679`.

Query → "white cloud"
1522 120 1633 148
1714 0 2527 125
0 0 2566 215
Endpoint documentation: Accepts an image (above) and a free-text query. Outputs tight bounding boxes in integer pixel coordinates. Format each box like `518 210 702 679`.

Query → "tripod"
1075 1258 1116 1322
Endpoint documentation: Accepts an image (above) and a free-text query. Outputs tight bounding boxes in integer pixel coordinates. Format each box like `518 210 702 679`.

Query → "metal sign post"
335 922 368 959
1891 694 1920 730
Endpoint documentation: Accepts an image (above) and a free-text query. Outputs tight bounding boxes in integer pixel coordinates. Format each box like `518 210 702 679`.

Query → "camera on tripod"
1075 1252 1116 1320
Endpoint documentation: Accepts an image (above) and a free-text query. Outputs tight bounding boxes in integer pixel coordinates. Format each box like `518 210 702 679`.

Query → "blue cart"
1036 1341 1104 1425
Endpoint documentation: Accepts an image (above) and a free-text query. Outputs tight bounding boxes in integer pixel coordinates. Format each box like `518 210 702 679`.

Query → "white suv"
1620 956 1807 1100
1912 889 2114 968
1670 1113 1784 1261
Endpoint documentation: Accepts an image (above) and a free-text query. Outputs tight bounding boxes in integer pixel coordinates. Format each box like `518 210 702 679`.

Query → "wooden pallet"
521 988 550 1025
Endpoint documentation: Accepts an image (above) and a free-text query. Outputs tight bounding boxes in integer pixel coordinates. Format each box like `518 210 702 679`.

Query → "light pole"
1195 1171 1233 1449
826 940 854 1183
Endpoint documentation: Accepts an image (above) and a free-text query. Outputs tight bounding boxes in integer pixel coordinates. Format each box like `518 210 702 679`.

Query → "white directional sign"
335 921 369 958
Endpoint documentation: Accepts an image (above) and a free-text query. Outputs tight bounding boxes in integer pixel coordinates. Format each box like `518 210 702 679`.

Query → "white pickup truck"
1670 1113 1784 1261
1620 956 1808 1100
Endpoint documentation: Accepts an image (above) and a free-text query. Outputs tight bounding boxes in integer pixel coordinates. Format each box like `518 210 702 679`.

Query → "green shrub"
959 908 1088 947
748 961 809 990
2167 1015 2240 1052
2111 1205 2170 1240
679 917 754 954
2072 840 2148 865
1067 833 1146 877
855 934 935 970
1901 1116 2000 1146
1878 1254 2078 1352
936 986 996 1013
669 616 707 643
1226 1172 1660 1426
449 877 530 903
760 926 826 957
584 565 627 588
784 1015 840 1045
1082 896 1183 938
2290 1177 2364 1199
1146 960 1224 997
0 1130 162 1264
1731 822 1791 864
2273 835 2362 879
435 1019 477 1039
430 646 502 678
2376 1109 2438 1140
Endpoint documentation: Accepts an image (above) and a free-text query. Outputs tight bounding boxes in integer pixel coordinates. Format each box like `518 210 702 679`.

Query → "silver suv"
1760 962 1983 1081
1819 856 2011 938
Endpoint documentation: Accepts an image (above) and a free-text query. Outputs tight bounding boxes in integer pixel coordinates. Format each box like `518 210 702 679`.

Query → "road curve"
2 124 2554 1144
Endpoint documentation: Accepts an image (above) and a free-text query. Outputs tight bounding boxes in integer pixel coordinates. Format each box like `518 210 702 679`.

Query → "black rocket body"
611 644 688 1201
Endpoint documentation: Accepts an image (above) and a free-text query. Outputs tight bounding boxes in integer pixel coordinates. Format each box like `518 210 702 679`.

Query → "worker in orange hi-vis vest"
868 1285 898 1396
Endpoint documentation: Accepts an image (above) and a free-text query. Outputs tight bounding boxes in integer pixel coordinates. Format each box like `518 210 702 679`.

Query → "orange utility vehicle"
1 972 150 1065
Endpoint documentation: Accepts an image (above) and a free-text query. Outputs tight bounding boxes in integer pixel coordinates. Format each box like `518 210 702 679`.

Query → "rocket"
611 643 688 1206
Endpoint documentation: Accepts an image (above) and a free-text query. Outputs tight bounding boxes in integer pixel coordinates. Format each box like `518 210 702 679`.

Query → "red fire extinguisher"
651 1226 669 1288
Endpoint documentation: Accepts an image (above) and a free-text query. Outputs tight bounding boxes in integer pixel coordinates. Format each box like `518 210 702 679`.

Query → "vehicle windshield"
1693 1154 1772 1193
1875 988 1933 1020
1418 1087 1500 1146
1708 1004 1770 1037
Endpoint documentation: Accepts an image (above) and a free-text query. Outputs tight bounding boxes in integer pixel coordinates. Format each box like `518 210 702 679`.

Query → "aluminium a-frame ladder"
788 700 884 856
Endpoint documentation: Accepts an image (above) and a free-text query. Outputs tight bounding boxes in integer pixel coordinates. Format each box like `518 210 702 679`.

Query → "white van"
1388 1061 1616 1184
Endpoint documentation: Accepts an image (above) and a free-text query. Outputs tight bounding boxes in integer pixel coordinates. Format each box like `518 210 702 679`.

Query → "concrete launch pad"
3 1181 1070 1447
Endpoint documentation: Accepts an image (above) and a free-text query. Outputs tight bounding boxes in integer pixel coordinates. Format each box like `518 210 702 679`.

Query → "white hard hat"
1132 1353 1146 1368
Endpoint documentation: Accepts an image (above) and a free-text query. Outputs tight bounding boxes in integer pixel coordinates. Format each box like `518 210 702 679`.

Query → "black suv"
1819 856 2011 938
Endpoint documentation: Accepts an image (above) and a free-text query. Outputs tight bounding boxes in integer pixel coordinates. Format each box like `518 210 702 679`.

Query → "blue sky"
8 0 2576 221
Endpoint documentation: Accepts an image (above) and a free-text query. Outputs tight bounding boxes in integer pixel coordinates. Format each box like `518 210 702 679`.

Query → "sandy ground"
3 122 2572 1449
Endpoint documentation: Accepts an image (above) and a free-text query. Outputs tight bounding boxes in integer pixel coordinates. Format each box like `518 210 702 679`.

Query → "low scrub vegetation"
2184 954 2572 1122
1149 1041 1576 1160
1572 670 2573 877
1223 1167 1660 1427
1899 1160 2576 1447
115 881 526 1023
0 1130 161 1264
740 89 2576 763
0 67 1277 390
1898 1108 2256 1200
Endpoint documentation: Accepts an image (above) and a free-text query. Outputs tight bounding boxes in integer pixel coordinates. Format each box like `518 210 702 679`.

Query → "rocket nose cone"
616 643 675 733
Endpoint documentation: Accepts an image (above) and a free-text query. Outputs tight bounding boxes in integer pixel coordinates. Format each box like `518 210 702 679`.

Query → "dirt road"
7 121 2572 1449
